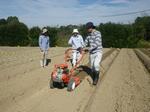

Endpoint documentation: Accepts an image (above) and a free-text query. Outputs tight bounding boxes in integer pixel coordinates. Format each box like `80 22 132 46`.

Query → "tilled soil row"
139 48 150 58
83 49 150 112
82 49 120 112
134 49 150 72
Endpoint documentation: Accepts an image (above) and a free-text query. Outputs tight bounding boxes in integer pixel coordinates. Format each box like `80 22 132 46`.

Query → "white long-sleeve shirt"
68 35 84 49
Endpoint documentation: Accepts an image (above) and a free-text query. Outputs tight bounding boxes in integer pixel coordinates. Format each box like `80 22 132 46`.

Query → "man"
39 28 50 67
84 22 103 85
68 29 84 67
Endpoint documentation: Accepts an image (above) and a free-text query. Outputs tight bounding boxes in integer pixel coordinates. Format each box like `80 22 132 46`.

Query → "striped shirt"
84 29 102 54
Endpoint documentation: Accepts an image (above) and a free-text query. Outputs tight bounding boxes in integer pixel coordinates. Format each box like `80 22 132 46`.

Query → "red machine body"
50 48 85 91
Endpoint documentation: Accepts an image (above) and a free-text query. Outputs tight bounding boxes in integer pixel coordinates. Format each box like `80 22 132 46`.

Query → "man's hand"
84 49 89 53
77 47 82 52
89 47 98 53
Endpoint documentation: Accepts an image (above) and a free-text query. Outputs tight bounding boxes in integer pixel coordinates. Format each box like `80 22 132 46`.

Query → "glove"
89 47 98 53
84 49 89 53
77 47 82 52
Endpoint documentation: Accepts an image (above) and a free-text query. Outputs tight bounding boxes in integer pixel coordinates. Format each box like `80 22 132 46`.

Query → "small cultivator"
49 48 86 91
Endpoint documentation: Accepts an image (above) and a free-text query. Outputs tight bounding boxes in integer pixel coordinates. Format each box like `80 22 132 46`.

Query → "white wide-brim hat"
72 29 79 34
42 28 48 34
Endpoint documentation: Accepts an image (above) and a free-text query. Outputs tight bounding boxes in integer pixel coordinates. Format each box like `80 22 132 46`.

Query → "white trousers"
40 51 48 67
72 51 81 67
90 51 102 72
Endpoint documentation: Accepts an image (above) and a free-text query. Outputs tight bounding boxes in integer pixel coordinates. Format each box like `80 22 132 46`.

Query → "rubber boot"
91 71 95 82
93 71 99 85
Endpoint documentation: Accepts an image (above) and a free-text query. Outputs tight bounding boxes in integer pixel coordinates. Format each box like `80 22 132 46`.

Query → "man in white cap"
39 28 50 67
68 29 84 67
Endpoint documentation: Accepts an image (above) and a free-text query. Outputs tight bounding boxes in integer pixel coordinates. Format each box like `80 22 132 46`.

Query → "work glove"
89 47 98 53
77 47 82 52
84 49 89 53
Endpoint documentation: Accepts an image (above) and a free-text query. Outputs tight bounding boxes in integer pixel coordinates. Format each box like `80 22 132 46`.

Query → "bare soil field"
140 48 150 58
0 47 150 112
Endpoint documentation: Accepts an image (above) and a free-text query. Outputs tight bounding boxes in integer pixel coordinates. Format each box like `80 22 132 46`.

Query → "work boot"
93 71 99 85
91 72 95 82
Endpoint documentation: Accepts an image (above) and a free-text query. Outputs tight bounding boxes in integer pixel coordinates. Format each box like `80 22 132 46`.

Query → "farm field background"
0 47 150 112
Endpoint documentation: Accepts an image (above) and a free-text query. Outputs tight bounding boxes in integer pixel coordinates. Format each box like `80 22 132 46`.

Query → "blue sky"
0 0 150 27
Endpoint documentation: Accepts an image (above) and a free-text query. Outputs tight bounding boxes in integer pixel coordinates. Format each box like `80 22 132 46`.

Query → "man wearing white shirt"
68 29 84 67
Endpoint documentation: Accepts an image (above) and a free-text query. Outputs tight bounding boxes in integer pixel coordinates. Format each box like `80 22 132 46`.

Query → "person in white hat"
68 29 84 67
39 28 50 67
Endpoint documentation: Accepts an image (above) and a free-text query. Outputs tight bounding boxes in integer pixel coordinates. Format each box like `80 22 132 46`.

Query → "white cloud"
106 0 130 4
0 0 150 27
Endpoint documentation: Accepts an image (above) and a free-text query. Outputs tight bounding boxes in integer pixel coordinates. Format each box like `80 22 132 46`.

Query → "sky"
0 0 150 27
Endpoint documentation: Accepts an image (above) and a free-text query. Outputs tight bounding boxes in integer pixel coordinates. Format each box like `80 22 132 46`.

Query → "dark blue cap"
86 22 95 29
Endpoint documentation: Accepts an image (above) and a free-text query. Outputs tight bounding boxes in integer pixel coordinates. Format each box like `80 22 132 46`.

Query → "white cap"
42 28 48 34
72 29 79 34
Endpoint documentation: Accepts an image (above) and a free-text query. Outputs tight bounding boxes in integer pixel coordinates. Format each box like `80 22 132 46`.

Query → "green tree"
56 25 72 47
45 27 58 47
7 16 19 24
29 26 41 46
0 19 7 25
98 23 136 48
134 16 150 41
0 25 7 45
0 15 149 47
6 22 29 46
79 24 87 40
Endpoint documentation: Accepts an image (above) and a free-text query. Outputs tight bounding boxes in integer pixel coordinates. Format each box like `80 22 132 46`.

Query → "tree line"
0 16 150 48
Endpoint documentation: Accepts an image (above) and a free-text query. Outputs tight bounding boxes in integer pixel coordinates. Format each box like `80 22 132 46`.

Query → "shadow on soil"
46 59 51 66
75 65 93 81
